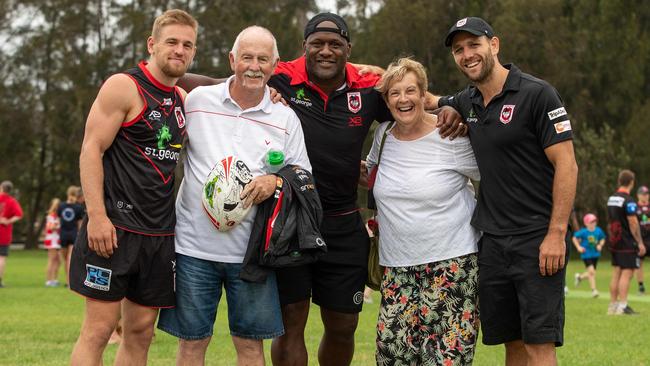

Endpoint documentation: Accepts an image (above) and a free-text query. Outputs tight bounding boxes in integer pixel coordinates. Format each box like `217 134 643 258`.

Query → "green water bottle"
266 150 284 173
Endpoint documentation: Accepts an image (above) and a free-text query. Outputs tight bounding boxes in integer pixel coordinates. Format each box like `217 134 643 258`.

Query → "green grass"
1 250 649 365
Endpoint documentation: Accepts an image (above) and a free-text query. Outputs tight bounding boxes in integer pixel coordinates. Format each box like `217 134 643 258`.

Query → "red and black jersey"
268 56 392 214
607 190 638 252
102 61 186 235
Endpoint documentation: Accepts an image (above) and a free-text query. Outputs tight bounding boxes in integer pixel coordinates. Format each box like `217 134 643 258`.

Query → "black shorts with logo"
611 250 640 269
69 219 176 307
479 229 567 346
276 211 369 313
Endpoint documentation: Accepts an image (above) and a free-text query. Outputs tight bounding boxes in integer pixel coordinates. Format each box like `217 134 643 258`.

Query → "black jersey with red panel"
607 190 638 252
268 56 392 214
102 61 186 235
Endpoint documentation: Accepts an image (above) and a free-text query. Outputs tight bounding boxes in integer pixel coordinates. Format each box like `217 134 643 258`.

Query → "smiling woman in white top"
366 57 481 365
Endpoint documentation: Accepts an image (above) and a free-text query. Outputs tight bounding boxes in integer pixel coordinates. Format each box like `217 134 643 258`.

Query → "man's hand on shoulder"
350 63 385 76
269 87 287 106
435 106 467 140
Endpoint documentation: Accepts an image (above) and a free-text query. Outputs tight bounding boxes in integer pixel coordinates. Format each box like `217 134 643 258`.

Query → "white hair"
231 26 279 61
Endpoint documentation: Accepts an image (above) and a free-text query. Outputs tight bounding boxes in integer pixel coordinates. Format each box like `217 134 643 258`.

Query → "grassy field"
1 250 649 365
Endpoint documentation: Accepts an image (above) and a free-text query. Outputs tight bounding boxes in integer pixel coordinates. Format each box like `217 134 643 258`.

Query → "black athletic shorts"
69 219 176 307
611 251 640 269
60 230 78 247
276 211 369 313
478 229 567 346
0 245 8 257
582 258 599 269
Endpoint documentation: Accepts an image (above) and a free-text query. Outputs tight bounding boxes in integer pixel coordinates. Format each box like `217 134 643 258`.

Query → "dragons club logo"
500 104 515 124
347 92 362 113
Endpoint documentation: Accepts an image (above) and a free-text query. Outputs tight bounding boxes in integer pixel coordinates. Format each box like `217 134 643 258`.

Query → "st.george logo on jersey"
500 104 515 124
347 92 362 113
175 106 185 128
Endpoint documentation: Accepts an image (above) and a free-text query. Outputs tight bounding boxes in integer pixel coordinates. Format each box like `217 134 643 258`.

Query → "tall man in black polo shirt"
435 17 578 365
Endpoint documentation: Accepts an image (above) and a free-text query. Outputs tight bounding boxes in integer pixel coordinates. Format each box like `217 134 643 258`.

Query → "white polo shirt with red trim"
175 76 312 263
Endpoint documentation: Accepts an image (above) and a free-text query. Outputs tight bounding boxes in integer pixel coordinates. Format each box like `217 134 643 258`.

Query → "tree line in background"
1 0 648 248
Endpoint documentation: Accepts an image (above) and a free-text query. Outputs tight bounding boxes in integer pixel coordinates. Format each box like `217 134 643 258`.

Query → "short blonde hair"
67 185 79 198
151 9 198 40
376 57 428 98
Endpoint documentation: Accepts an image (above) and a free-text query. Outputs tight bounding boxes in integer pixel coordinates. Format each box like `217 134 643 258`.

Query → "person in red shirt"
0 181 24 287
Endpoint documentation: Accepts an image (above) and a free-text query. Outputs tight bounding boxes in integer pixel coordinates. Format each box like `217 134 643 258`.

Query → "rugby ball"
202 156 253 232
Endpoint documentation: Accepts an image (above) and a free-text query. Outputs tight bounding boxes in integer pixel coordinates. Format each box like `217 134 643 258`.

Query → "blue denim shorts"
157 253 284 340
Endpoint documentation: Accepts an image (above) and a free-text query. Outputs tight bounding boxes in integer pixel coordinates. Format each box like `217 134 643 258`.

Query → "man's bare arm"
177 73 226 92
79 74 140 258
628 215 647 256
539 140 578 276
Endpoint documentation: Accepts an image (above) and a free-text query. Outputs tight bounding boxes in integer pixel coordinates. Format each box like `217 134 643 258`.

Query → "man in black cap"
433 17 579 365
268 13 401 366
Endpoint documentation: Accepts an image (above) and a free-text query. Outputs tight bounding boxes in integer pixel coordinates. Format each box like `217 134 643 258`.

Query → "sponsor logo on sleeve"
84 264 112 291
554 120 572 134
547 107 567 120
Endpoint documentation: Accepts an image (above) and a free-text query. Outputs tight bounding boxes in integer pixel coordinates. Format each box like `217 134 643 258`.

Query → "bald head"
231 26 279 61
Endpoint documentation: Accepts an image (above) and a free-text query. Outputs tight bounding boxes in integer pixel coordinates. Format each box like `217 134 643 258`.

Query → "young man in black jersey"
69 9 197 365
435 17 578 365
607 170 647 315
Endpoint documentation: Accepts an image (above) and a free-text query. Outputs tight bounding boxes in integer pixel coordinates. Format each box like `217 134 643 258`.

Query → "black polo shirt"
269 56 392 214
607 190 638 252
439 64 573 235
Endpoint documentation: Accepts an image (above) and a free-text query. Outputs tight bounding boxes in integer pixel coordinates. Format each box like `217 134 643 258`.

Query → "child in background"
573 213 606 297
43 198 61 287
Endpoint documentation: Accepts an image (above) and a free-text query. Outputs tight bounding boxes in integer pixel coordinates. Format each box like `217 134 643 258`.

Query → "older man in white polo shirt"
158 26 311 366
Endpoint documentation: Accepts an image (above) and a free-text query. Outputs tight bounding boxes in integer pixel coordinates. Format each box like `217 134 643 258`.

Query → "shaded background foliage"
1 0 647 247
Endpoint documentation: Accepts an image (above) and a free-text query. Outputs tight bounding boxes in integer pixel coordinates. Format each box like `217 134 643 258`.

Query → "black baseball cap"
638 185 649 194
304 12 350 42
445 17 495 47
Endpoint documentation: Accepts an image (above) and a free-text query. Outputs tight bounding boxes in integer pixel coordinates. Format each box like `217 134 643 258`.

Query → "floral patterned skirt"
376 253 479 366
